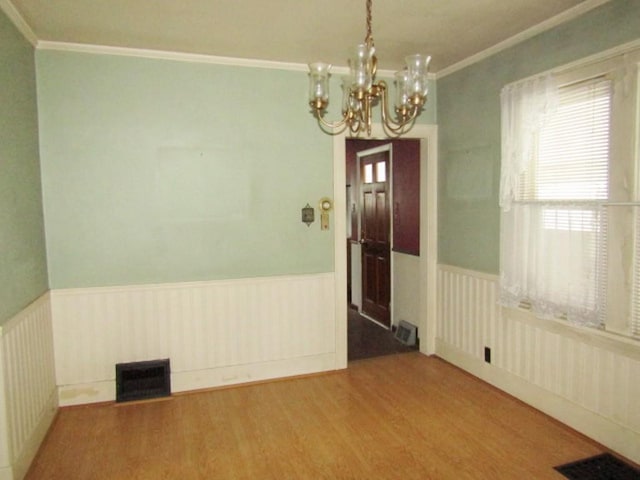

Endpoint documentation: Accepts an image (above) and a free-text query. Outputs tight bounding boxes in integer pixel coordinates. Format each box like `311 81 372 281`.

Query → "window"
499 48 640 339
363 161 387 184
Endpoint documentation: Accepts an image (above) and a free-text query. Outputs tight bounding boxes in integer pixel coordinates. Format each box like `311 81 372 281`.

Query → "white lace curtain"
500 203 606 326
499 74 605 327
499 74 557 211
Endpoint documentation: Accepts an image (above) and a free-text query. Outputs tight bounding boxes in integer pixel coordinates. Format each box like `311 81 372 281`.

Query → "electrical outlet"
484 346 491 364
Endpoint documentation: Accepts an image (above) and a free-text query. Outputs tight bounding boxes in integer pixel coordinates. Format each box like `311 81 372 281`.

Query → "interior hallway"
347 307 418 361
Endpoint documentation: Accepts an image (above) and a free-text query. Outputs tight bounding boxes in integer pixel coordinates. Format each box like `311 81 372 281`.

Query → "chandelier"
307 0 431 137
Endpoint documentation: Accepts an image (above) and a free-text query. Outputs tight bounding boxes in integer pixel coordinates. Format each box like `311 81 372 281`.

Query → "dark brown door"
360 148 391 327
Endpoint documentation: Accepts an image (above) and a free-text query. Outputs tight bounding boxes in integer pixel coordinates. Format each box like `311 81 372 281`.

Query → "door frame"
333 123 438 369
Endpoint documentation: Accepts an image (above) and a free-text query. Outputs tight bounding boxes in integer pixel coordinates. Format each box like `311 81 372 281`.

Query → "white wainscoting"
392 251 420 330
0 293 57 480
436 264 640 464
51 273 337 406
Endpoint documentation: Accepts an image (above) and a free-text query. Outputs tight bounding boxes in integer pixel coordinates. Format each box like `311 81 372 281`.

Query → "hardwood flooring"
26 353 606 479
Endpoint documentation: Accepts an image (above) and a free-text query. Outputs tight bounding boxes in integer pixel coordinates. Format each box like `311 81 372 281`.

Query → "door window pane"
376 161 386 182
364 164 373 184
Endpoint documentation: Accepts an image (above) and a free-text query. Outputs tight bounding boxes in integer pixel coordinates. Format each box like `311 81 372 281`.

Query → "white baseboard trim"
59 352 338 407
436 338 640 464
171 352 338 393
11 389 58 480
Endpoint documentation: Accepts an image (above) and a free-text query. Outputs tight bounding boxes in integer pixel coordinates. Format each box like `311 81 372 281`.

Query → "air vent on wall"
116 358 171 403
394 320 417 346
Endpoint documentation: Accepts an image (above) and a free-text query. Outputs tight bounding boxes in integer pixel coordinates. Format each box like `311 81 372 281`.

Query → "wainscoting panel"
51 273 337 405
0 293 57 480
436 264 640 464
437 266 499 360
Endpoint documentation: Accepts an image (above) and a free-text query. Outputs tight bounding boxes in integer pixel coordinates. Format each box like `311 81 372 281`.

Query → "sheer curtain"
500 203 606 326
499 74 557 211
499 74 610 328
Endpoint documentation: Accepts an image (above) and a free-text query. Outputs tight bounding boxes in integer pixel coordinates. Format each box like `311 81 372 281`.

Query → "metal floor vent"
554 452 640 479
394 320 417 346
116 358 171 403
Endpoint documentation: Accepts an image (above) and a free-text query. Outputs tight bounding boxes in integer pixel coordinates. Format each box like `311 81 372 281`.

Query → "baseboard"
436 338 640 465
11 389 58 480
59 352 338 407
171 352 338 393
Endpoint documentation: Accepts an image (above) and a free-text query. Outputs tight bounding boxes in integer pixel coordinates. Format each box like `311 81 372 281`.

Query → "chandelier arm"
352 98 369 136
313 114 349 135
316 112 349 132
386 107 420 133
382 114 418 138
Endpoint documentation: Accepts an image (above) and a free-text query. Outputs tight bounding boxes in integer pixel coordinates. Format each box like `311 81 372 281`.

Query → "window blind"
518 77 611 202
525 77 612 328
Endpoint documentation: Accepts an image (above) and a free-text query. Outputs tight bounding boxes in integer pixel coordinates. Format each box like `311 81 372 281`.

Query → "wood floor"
26 353 606 479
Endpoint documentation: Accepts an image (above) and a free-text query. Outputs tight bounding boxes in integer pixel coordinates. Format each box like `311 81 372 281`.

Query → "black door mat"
554 452 640 479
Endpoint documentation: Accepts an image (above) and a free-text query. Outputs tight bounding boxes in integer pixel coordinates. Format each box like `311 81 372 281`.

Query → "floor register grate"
554 452 640 480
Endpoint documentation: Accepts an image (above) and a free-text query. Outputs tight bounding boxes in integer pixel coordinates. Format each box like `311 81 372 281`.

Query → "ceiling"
7 0 609 73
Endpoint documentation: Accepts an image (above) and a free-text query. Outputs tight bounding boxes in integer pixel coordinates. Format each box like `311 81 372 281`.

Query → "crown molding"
36 41 312 72
0 0 37 46
36 41 437 80
436 0 614 79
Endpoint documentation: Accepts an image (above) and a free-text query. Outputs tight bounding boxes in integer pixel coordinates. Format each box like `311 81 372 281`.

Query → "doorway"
332 124 438 369
346 139 421 360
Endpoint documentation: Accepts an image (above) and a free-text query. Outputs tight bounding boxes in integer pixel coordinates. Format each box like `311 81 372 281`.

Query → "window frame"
500 46 640 340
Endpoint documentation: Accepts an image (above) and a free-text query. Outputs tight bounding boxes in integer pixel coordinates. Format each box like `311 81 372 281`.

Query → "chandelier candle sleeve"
308 62 331 111
350 44 375 92
394 69 411 111
405 54 431 101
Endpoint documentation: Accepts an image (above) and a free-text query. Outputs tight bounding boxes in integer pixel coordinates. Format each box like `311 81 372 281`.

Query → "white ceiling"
7 0 610 73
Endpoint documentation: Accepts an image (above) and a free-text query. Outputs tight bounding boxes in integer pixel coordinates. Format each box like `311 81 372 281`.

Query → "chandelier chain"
365 0 374 48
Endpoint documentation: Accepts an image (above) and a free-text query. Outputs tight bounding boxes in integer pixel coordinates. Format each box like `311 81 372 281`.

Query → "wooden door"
359 148 391 327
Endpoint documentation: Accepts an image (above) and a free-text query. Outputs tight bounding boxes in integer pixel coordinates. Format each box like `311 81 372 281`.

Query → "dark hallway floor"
347 307 418 361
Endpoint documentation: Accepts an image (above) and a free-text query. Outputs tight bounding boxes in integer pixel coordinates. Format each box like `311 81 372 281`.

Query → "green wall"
37 51 338 288
0 10 48 325
437 0 640 274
